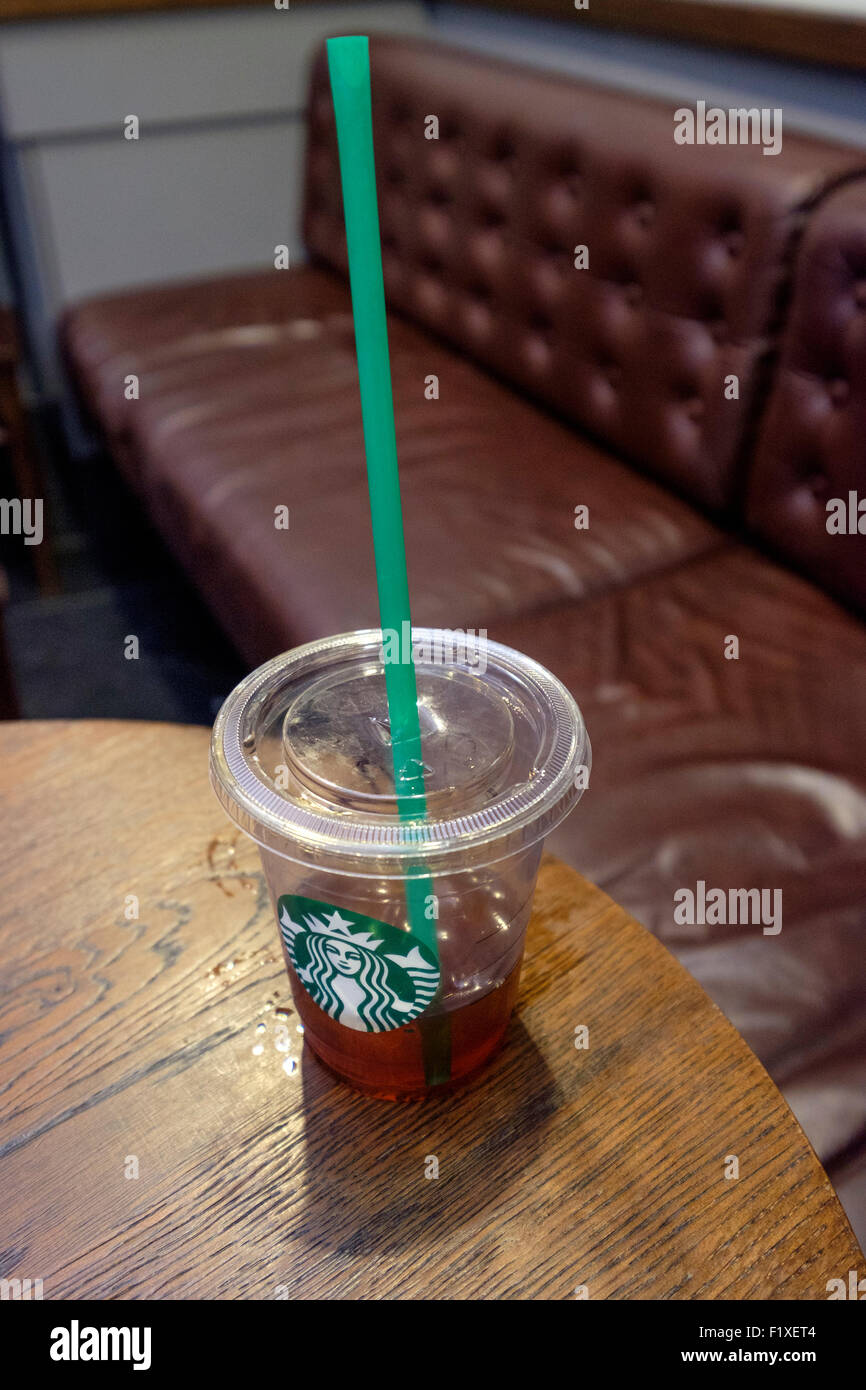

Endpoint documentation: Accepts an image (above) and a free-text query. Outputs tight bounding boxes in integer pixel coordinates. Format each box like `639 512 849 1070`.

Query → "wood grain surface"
0 720 860 1300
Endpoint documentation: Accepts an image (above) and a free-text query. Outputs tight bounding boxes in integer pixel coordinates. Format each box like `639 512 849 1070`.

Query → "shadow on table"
290 1016 560 1262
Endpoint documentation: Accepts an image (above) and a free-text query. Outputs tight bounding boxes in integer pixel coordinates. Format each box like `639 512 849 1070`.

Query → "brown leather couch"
62 36 866 1246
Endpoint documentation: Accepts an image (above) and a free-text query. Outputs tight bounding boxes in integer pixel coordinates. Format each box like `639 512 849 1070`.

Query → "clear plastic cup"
210 628 590 1098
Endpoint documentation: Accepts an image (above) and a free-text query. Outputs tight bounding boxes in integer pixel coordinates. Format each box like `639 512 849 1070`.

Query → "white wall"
3 1 863 404
430 3 866 148
0 3 430 399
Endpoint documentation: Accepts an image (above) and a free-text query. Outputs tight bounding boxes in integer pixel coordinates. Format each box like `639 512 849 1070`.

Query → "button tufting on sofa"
828 377 851 406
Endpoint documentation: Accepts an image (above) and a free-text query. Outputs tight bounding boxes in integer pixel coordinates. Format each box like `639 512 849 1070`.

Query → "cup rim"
209 628 590 872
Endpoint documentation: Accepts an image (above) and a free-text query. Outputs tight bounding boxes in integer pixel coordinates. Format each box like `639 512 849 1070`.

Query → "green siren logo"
277 895 439 1033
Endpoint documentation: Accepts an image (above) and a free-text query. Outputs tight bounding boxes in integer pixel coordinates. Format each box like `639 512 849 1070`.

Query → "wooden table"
0 720 860 1299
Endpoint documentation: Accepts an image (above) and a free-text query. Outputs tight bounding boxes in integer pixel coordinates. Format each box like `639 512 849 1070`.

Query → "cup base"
303 1028 512 1100
291 956 523 1100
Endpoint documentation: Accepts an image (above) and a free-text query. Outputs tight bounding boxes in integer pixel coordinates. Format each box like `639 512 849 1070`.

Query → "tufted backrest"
303 35 864 516
747 179 866 613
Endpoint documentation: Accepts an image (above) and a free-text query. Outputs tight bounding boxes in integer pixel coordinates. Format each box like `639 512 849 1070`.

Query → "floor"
0 413 245 725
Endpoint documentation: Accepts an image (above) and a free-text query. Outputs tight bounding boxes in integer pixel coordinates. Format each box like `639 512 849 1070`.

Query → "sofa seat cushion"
62 266 351 450
491 546 866 1184
82 276 722 662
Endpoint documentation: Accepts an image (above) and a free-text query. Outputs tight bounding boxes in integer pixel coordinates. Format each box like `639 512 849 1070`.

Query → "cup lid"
210 628 590 876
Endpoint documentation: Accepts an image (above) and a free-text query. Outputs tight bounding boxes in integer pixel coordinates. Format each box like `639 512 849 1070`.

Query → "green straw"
327 35 450 1085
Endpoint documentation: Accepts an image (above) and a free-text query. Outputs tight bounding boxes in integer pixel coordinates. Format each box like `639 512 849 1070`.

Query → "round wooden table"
0 720 860 1299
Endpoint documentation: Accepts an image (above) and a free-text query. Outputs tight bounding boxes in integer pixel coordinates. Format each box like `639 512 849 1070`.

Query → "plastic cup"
210 628 590 1098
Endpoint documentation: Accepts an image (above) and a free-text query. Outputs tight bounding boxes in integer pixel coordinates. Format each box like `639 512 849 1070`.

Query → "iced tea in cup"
210 628 590 1099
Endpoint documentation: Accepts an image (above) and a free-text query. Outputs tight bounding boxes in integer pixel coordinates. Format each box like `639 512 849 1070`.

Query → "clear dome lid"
210 628 590 876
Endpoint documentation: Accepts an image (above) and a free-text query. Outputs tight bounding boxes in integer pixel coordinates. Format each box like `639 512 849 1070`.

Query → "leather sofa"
62 36 866 1246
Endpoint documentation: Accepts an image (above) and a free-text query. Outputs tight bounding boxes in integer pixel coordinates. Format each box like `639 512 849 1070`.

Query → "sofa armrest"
747 177 866 614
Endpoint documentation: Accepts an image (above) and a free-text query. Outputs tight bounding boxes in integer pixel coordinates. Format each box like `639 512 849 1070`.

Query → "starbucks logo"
277 894 440 1033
